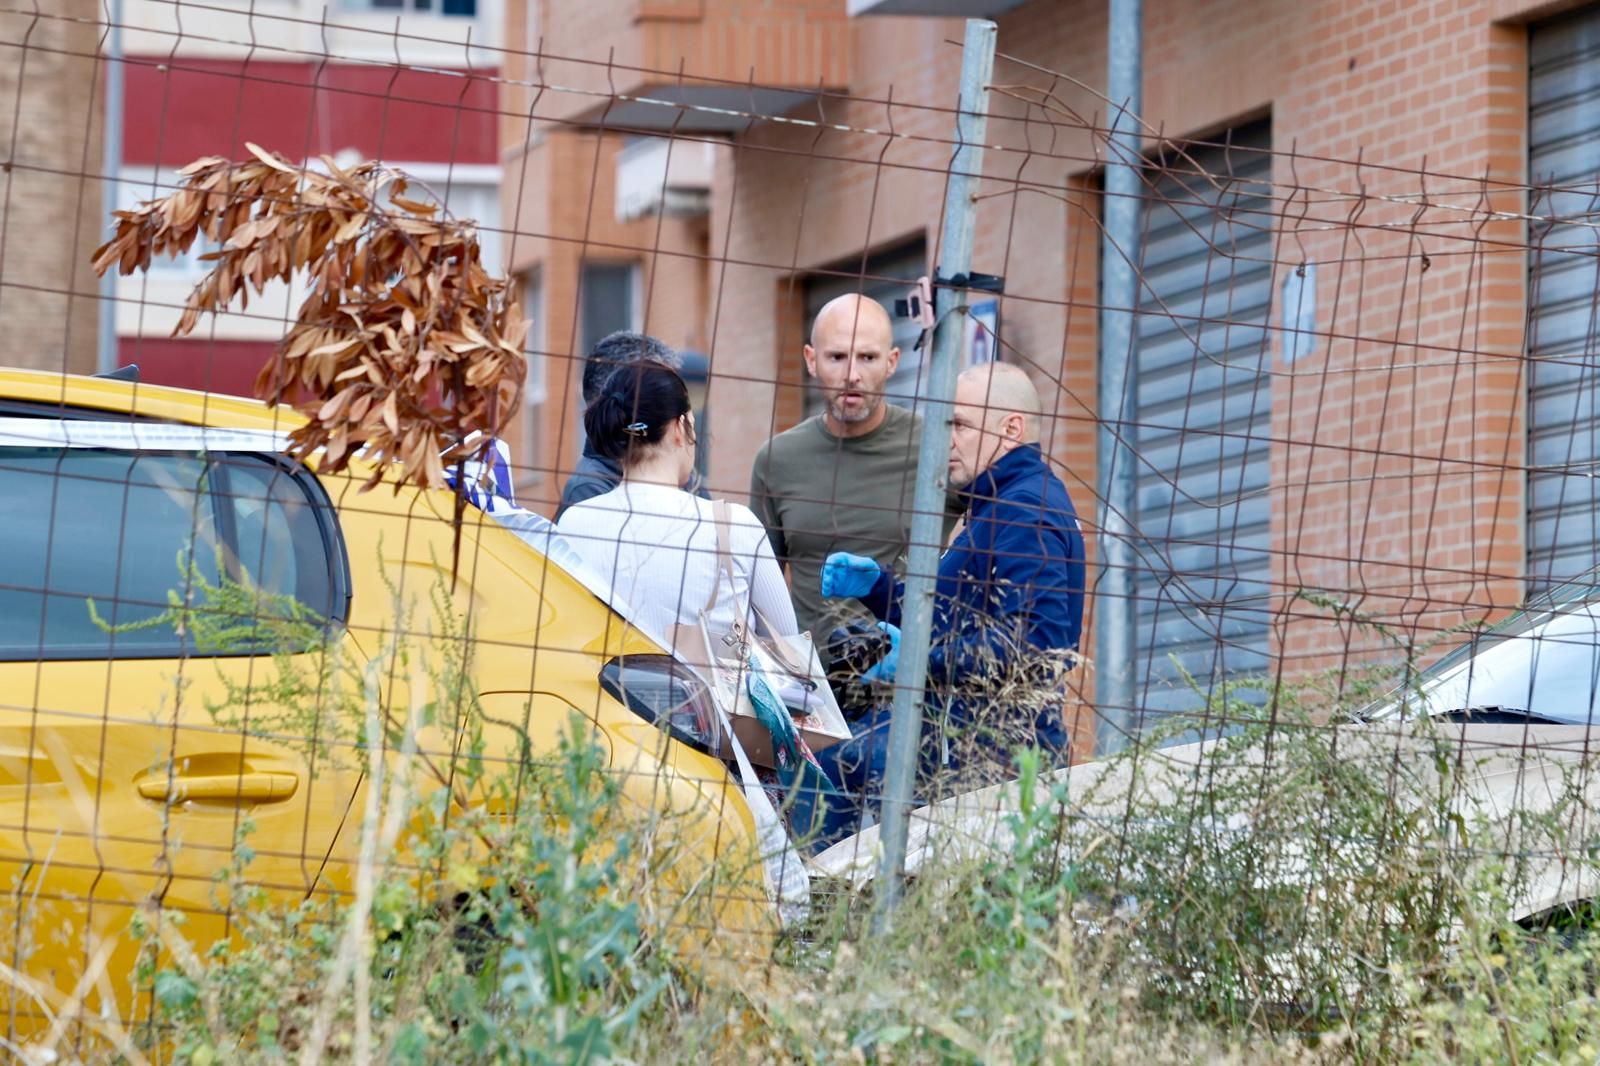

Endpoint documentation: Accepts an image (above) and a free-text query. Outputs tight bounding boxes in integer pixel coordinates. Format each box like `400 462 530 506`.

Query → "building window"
800 239 927 419
357 0 477 15
578 262 640 356
679 351 711 479
576 262 639 447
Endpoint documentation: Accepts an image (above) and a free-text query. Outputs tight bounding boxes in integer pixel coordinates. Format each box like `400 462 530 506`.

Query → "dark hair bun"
583 361 692 462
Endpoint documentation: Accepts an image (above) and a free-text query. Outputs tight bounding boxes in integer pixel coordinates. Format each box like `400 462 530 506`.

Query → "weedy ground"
12 588 1600 1065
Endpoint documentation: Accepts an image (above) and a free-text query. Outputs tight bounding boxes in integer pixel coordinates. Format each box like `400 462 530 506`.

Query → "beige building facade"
0 1 105 377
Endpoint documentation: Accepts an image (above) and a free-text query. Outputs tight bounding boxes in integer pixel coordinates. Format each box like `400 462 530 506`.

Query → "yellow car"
0 368 772 1043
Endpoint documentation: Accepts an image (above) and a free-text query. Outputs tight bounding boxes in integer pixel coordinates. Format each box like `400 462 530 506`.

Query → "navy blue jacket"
859 443 1085 745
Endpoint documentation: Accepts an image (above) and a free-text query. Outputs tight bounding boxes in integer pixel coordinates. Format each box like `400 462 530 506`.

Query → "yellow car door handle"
136 772 299 804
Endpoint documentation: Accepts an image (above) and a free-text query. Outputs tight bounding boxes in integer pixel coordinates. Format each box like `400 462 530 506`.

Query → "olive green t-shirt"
750 405 955 637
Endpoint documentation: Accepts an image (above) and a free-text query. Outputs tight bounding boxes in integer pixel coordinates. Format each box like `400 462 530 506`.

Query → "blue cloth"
799 704 961 851
855 442 1085 751
804 708 900 849
444 437 518 514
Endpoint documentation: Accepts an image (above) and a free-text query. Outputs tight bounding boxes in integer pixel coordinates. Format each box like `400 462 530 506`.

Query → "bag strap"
699 499 734 614
696 612 809 926
714 498 737 589
702 498 742 624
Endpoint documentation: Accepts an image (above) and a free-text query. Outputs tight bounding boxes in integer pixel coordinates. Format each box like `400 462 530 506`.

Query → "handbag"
665 502 849 765
734 613 848 757
694 615 811 927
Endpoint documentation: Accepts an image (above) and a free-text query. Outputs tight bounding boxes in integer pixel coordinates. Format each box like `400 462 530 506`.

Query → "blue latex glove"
820 551 882 599
861 621 901 685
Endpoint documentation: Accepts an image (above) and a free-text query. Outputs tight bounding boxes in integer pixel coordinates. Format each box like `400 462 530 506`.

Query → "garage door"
1131 120 1275 720
1528 8 1600 595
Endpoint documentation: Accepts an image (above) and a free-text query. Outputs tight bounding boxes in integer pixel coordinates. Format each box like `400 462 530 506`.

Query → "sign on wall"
964 299 999 367
1280 263 1317 364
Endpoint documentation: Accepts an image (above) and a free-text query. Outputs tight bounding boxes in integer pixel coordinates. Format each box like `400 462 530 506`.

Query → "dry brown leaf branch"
92 143 528 494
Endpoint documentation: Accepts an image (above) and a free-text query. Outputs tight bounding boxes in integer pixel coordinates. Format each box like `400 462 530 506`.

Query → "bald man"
751 294 955 640
810 362 1085 827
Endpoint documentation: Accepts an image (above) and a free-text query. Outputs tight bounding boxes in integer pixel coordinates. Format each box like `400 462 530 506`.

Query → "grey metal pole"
97 0 124 375
871 17 997 930
1094 0 1143 756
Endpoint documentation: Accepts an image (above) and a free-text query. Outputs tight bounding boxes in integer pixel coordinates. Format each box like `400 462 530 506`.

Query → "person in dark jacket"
556 331 708 518
805 362 1085 839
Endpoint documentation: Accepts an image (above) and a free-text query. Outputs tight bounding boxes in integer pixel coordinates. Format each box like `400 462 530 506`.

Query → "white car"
814 583 1600 930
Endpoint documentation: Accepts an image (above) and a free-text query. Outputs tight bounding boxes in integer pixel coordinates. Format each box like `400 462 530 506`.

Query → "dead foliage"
92 143 527 493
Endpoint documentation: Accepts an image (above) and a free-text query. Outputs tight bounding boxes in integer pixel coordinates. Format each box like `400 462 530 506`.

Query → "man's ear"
1004 411 1026 442
884 345 901 376
803 344 818 379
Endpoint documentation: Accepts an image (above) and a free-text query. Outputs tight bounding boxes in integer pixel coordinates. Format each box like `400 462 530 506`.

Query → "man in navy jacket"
556 332 707 519
808 362 1085 833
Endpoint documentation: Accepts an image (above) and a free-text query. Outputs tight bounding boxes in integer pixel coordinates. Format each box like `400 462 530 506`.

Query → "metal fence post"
98 0 124 376
871 17 997 931
1095 0 1143 756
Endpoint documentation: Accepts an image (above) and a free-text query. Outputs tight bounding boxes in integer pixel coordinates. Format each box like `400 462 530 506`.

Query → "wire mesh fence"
3 0 1600 1060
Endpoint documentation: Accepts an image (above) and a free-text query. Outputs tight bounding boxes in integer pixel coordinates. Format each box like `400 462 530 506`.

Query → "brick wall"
0 1 104 377
1253 6 1530 682
530 0 851 127
503 127 714 509
520 0 1572 721
704 14 963 492
699 0 1552 707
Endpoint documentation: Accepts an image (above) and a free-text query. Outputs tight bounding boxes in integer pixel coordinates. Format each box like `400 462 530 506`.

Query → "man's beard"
828 392 880 424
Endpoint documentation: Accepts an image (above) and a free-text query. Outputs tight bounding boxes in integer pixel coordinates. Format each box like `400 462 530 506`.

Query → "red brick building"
498 0 1600 730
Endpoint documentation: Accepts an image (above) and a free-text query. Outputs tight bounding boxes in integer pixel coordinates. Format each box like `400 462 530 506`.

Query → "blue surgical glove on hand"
861 621 901 685
820 551 882 599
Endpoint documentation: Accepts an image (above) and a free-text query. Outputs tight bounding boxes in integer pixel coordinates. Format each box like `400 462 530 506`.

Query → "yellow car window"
0 448 217 658
213 453 343 621
0 448 341 660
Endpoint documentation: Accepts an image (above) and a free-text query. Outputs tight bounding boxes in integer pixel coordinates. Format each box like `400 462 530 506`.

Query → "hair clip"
624 422 650 436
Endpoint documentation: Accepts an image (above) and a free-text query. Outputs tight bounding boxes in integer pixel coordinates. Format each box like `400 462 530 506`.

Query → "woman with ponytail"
555 361 799 654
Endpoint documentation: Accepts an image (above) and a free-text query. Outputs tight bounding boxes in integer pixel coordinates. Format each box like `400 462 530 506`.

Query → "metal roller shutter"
1528 9 1600 595
1132 121 1275 719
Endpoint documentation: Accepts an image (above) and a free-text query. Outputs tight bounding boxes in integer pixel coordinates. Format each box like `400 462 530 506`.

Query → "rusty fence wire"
1 0 1600 1058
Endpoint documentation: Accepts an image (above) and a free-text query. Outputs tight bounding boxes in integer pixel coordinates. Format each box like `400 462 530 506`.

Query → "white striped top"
556 481 799 645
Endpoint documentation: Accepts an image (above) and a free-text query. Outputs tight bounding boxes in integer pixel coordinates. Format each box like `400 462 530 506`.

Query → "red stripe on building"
119 337 275 399
122 59 499 168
